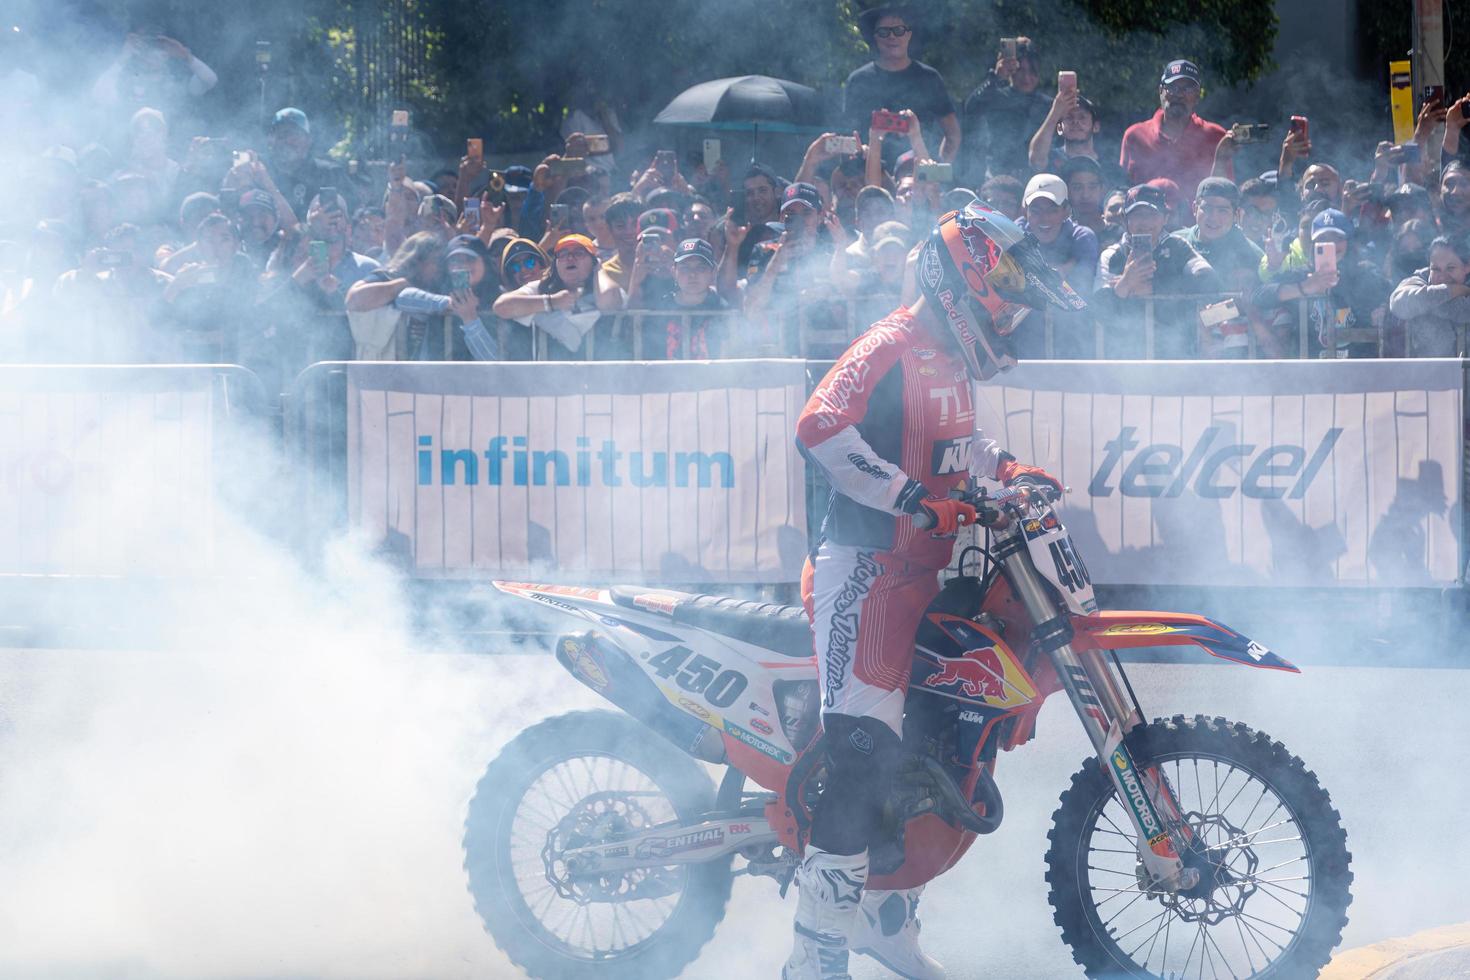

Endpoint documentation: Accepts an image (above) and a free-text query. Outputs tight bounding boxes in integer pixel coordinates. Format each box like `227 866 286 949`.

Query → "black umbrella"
653 74 826 133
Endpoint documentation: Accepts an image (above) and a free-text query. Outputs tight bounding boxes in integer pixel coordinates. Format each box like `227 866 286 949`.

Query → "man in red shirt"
1119 59 1231 197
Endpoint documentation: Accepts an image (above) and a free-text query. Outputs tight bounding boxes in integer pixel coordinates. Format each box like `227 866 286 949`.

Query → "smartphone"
549 203 571 226
1424 84 1446 105
463 196 481 229
466 138 483 160
1290 115 1310 142
871 109 910 134
1058 71 1078 94
1399 142 1422 164
316 186 341 211
916 162 953 183
1230 123 1271 143
255 40 271 68
1200 299 1241 326
308 240 329 266
825 135 861 155
586 133 610 155
233 149 254 168
195 266 218 285
1314 241 1338 276
450 268 471 291
703 138 722 171
654 150 677 179
1000 37 1018 60
549 157 587 180
1132 232 1155 254
390 109 410 145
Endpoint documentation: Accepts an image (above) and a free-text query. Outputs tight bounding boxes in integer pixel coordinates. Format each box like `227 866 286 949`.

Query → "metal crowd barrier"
0 364 272 582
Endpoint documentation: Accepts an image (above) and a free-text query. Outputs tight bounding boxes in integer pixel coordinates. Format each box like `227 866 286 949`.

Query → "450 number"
648 646 748 708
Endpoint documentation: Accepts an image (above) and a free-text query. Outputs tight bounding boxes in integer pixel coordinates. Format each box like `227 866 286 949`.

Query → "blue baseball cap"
1310 208 1352 241
272 107 310 133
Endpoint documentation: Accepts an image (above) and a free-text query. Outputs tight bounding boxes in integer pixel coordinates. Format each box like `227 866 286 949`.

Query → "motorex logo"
1088 425 1341 500
416 436 734 488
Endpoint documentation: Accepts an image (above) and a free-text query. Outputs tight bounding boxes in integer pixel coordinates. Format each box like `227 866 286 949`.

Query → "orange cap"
553 233 597 256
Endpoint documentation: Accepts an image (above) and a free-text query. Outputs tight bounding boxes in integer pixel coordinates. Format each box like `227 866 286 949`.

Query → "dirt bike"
462 482 1353 979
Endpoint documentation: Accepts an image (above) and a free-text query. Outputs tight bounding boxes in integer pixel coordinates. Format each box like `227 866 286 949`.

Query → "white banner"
345 361 811 582
975 360 1464 587
0 368 219 575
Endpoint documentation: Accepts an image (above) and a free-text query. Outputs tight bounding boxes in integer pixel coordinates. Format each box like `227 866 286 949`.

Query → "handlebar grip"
911 506 937 531
1010 476 1064 502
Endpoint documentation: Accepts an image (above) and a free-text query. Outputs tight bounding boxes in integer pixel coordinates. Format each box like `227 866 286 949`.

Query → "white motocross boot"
783 846 869 980
849 885 947 980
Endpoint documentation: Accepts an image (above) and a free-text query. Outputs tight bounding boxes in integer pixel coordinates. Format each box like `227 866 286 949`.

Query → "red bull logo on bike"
919 647 1034 709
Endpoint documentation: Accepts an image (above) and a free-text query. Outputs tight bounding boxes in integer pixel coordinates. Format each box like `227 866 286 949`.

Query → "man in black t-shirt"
841 5 960 166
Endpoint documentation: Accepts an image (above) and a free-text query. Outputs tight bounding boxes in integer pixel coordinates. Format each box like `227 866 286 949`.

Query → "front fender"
1072 611 1299 673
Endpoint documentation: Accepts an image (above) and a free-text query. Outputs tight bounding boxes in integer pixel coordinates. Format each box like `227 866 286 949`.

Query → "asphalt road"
0 646 1466 979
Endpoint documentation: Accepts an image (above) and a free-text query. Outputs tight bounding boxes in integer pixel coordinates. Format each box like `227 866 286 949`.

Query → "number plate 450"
648 646 749 709
1023 512 1098 615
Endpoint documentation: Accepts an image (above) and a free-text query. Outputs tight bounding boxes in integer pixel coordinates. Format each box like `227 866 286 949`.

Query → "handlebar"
910 479 1063 531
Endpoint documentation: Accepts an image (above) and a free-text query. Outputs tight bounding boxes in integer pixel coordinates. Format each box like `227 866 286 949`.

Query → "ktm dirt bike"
462 482 1353 979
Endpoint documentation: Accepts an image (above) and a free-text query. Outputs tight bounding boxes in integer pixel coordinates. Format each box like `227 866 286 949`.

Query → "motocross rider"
787 203 1085 980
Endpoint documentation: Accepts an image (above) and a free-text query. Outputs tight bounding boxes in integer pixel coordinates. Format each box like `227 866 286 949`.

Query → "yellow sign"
1390 60 1415 145
1100 622 1180 636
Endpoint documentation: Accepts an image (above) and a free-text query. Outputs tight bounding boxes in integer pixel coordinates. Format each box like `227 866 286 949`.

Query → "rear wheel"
1045 715 1352 978
463 710 733 980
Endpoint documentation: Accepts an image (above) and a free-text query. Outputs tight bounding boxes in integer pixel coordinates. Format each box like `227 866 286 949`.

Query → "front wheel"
463 710 733 980
1046 714 1353 979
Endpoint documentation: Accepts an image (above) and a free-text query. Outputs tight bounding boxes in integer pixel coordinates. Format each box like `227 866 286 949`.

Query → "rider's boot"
849 884 947 980
783 846 868 980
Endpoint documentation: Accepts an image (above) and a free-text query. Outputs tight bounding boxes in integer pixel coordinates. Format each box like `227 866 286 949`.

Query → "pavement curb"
1322 922 1470 978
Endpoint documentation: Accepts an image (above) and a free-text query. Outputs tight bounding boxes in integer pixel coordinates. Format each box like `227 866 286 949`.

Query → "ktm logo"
932 437 972 475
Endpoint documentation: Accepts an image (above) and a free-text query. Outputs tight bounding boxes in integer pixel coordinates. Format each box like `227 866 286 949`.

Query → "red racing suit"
795 308 1008 734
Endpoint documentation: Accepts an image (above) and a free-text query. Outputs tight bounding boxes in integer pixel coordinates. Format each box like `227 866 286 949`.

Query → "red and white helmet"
916 203 1087 380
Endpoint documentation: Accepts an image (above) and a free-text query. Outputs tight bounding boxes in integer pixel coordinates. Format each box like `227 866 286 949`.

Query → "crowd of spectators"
5 5 1470 397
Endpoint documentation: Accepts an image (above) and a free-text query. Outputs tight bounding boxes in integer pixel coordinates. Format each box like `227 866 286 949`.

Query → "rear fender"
1073 611 1299 673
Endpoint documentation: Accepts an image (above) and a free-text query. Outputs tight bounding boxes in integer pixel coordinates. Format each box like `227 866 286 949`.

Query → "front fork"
995 527 1200 892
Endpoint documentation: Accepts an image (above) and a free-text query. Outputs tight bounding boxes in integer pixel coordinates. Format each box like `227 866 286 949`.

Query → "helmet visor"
1000 235 1088 313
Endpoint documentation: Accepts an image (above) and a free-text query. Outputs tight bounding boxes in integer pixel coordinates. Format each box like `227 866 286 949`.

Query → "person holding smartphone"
960 35 1050 183
1251 208 1390 357
1095 183 1220 358
841 5 960 168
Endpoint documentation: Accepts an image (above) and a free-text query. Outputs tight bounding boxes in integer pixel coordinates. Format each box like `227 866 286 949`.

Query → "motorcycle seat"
610 586 814 658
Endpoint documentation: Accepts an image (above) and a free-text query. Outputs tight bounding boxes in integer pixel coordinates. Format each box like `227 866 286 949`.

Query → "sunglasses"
874 25 910 38
507 257 543 273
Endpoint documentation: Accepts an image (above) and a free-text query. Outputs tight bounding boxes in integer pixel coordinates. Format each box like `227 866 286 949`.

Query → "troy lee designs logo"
824 552 880 709
809 323 903 430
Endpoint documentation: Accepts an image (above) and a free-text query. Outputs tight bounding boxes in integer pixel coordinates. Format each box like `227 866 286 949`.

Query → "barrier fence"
2 357 1466 595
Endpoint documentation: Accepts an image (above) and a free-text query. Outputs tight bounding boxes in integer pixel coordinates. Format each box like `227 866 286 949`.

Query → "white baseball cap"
1023 173 1068 207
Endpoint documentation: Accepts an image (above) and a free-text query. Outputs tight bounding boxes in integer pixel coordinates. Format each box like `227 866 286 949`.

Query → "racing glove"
915 496 978 535
995 454 1064 496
